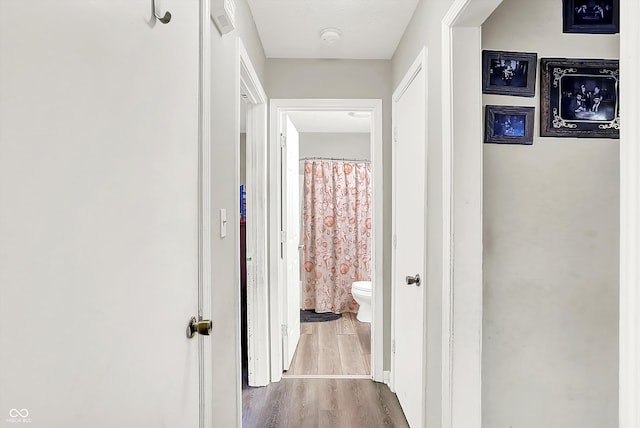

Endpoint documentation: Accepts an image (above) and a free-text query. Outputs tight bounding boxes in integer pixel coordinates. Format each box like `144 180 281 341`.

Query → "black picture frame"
484 105 535 145
563 0 619 34
540 58 619 138
482 50 538 97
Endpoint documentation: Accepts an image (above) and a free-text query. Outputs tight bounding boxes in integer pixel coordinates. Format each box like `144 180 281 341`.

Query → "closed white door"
282 115 301 370
392 55 427 427
0 1 203 427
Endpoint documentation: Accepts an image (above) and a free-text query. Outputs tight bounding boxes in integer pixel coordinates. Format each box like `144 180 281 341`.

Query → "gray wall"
299 132 371 166
266 59 393 368
210 0 266 425
482 0 619 426
391 0 457 425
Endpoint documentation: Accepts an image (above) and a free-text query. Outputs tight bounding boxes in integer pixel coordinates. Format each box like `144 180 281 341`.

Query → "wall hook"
153 0 172 24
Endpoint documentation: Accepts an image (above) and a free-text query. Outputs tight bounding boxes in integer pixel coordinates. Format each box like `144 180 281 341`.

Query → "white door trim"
198 1 213 426
619 0 640 425
441 1 503 427
390 46 428 420
268 98 384 383
238 40 270 387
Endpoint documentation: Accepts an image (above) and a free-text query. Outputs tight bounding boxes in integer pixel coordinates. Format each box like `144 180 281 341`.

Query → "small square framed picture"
563 0 619 34
484 105 535 145
482 50 538 97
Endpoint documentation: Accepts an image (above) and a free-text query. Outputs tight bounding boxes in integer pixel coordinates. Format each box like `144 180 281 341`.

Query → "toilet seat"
351 281 372 323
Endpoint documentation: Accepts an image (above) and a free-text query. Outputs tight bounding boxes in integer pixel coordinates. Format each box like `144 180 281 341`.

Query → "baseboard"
384 370 391 386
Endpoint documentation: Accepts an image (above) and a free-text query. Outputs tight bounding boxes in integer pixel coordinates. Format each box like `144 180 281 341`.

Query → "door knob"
405 274 421 286
187 316 212 338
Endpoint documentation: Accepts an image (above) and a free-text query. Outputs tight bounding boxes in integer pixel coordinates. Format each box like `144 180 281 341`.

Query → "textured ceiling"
247 0 419 59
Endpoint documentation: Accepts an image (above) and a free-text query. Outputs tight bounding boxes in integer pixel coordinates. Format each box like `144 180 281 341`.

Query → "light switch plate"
220 208 227 238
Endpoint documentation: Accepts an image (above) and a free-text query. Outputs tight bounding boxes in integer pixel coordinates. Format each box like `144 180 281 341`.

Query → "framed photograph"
563 0 619 34
484 105 535 145
482 50 538 97
540 58 619 138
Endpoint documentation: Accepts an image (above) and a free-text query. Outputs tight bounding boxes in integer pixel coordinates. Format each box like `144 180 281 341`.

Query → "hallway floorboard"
242 378 409 428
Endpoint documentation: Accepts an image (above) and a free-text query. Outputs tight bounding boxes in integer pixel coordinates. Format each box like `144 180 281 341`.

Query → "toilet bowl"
351 281 372 323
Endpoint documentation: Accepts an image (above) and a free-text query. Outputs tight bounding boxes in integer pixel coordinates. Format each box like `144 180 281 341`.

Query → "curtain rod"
300 157 370 163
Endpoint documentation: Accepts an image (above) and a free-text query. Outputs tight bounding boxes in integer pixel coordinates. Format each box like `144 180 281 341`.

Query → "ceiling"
288 111 371 133
246 0 420 60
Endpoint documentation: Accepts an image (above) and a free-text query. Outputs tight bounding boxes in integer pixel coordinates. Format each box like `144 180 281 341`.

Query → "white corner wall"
482 0 619 426
210 0 266 425
391 1 457 426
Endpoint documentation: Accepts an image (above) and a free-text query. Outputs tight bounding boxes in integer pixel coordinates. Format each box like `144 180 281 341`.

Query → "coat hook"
153 0 172 24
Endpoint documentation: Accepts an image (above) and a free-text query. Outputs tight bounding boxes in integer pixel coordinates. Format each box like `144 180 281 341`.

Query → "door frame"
441 0 503 426
268 98 384 382
390 46 428 422
238 40 270 387
198 0 213 425
619 0 640 425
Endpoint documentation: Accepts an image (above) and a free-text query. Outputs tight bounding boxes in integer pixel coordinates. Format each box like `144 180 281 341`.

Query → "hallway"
284 313 371 377
242 378 409 428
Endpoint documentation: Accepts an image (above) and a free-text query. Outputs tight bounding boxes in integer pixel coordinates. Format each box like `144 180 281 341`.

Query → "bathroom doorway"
267 99 384 383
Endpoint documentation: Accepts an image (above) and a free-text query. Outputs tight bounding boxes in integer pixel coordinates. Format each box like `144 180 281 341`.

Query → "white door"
0 2 204 427
392 56 427 427
281 115 301 370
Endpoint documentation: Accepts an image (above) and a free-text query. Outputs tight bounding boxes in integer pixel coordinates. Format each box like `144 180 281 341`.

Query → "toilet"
351 281 372 323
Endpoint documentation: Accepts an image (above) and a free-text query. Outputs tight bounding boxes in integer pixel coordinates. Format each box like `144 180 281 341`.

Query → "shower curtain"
301 160 372 314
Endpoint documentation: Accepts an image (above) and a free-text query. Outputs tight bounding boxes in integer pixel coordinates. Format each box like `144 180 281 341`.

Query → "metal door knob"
405 274 421 286
187 316 212 338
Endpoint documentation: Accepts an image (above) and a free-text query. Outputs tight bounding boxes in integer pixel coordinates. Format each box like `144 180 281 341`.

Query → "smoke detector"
319 28 341 44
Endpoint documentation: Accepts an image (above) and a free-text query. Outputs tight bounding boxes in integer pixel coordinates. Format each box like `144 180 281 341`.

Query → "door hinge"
280 230 287 242
280 133 286 148
281 324 288 337
393 126 398 143
392 339 396 354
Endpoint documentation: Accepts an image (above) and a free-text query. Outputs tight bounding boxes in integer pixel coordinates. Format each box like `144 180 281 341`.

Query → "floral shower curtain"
301 160 372 314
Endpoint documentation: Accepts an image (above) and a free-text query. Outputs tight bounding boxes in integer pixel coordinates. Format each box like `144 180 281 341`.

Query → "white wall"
266 59 393 367
482 0 619 426
391 1 457 425
210 0 266 425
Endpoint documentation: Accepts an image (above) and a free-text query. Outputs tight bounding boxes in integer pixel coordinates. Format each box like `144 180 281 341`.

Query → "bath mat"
300 310 342 323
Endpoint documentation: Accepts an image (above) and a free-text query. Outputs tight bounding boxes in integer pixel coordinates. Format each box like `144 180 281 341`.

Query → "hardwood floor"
285 312 371 377
242 378 409 428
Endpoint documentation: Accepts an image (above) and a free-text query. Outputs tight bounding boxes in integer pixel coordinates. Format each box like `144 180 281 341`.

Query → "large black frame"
482 50 538 97
540 58 619 139
563 0 619 34
484 105 535 145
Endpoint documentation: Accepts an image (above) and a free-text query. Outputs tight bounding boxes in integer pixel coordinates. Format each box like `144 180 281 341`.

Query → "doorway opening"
268 99 384 383
238 40 269 388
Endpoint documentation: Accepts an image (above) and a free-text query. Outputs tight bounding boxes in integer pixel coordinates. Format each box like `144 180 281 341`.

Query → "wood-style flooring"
242 378 409 428
285 312 370 377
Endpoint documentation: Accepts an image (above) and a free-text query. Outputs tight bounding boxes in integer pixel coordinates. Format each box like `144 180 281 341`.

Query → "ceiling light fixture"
319 27 342 44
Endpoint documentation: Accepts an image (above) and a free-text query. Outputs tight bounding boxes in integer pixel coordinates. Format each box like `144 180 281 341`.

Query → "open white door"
0 2 208 427
281 115 301 370
392 50 427 428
